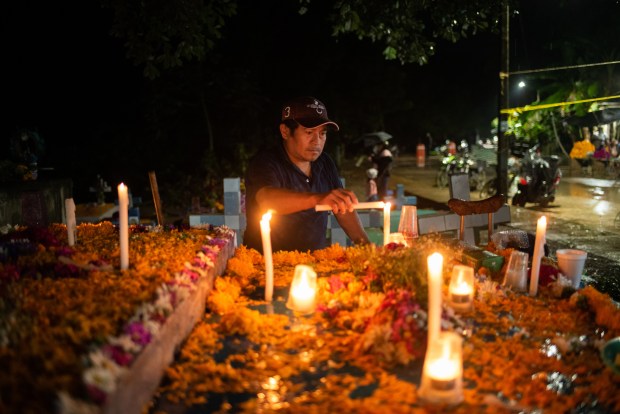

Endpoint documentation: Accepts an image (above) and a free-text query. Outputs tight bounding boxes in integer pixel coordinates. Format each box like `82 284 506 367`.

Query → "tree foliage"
100 0 237 79
302 0 500 65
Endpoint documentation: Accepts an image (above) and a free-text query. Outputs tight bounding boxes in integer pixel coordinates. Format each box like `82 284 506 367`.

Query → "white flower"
84 350 128 393
108 334 141 354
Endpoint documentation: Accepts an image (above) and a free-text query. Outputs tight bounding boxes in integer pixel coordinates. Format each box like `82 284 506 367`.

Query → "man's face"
282 124 328 164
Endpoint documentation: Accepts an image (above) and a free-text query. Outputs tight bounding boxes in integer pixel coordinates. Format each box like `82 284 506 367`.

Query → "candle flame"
261 211 272 222
292 270 314 300
428 252 444 273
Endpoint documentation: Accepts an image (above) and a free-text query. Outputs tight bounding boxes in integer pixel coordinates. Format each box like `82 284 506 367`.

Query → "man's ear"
279 123 289 140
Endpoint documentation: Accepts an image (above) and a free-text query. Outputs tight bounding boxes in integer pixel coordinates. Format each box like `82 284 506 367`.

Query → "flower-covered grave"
151 236 620 414
0 221 235 413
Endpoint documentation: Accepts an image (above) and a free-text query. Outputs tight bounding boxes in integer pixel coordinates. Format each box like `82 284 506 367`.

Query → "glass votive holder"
418 331 464 405
502 250 529 292
448 265 474 312
286 264 317 315
398 205 419 246
388 232 406 245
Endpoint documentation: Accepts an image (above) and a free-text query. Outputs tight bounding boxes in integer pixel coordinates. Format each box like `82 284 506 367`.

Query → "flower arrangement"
155 237 620 414
0 222 234 413
569 139 595 160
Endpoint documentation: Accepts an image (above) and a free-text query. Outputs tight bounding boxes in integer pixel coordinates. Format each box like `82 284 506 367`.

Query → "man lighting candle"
243 96 370 253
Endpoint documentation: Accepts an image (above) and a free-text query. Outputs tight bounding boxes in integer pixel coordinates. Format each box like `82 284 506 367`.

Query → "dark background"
3 0 618 207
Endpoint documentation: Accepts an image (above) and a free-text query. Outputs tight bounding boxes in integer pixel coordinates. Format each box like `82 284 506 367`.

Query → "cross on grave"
89 175 112 205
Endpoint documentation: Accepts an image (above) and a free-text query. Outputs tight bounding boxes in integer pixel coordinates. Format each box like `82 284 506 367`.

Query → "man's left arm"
334 211 370 245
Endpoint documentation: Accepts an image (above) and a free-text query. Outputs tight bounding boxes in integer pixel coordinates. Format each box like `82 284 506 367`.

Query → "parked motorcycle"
479 156 521 198
511 146 562 207
436 151 488 191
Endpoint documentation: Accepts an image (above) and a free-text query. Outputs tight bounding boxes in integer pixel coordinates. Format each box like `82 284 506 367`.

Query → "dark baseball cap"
280 96 340 130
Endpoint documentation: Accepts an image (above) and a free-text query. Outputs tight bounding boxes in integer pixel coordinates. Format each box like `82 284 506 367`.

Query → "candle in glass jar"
449 265 474 311
419 331 464 404
260 211 274 302
118 183 129 270
427 354 459 391
383 201 391 245
287 265 317 314
529 216 547 296
427 252 443 347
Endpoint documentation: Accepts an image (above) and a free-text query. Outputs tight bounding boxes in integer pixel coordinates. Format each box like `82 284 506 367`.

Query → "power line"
508 60 620 76
501 94 620 114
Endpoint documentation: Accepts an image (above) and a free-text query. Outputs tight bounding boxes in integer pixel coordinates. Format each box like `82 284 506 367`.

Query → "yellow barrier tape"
501 95 620 115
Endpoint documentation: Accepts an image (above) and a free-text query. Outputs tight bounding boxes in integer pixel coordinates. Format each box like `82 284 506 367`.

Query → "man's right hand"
317 188 359 214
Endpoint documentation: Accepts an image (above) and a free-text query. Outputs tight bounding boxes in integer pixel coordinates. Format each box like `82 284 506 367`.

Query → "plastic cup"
502 250 529 292
556 249 587 289
398 205 419 246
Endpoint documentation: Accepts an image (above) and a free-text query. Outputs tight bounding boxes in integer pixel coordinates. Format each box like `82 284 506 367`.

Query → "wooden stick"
315 201 385 212
148 171 164 226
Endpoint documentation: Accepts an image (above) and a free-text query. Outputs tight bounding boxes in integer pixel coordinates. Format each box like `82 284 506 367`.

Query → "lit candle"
529 215 547 296
118 183 129 270
427 349 459 391
260 211 274 302
449 265 474 312
419 331 464 404
287 265 317 314
427 252 443 347
383 201 391 245
65 198 76 246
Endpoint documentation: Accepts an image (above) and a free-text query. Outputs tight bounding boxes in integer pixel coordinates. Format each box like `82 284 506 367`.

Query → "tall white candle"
315 201 385 211
427 252 444 347
65 198 76 246
529 215 547 296
383 201 391 245
118 183 129 270
260 211 274 302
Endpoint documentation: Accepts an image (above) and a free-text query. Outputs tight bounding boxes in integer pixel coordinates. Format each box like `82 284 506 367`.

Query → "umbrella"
565 108 620 127
356 131 393 149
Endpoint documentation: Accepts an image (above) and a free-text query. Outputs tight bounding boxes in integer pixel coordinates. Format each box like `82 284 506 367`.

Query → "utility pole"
497 1 510 198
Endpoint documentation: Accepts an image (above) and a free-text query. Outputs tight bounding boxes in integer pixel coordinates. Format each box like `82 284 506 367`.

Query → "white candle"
427 354 459 391
427 252 443 347
287 265 317 314
118 183 129 270
65 198 76 246
383 202 391 245
315 201 385 211
260 211 274 302
529 216 547 296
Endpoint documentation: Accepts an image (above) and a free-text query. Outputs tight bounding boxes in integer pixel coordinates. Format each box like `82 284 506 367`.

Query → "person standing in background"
370 142 393 200
365 167 379 201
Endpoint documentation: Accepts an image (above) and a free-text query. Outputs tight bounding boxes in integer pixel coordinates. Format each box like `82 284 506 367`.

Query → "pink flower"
125 322 152 346
327 275 346 293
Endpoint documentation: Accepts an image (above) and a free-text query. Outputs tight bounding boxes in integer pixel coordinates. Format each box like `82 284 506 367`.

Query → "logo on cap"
280 96 339 130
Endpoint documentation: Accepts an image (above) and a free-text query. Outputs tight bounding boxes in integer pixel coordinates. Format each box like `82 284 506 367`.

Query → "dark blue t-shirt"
243 143 343 253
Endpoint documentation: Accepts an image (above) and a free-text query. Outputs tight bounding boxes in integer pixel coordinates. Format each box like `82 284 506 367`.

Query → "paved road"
341 154 620 301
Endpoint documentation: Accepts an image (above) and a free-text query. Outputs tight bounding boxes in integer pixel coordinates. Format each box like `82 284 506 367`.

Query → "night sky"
3 0 619 203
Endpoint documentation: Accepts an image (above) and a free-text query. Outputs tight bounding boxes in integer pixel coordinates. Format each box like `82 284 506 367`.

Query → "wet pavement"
341 154 620 302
